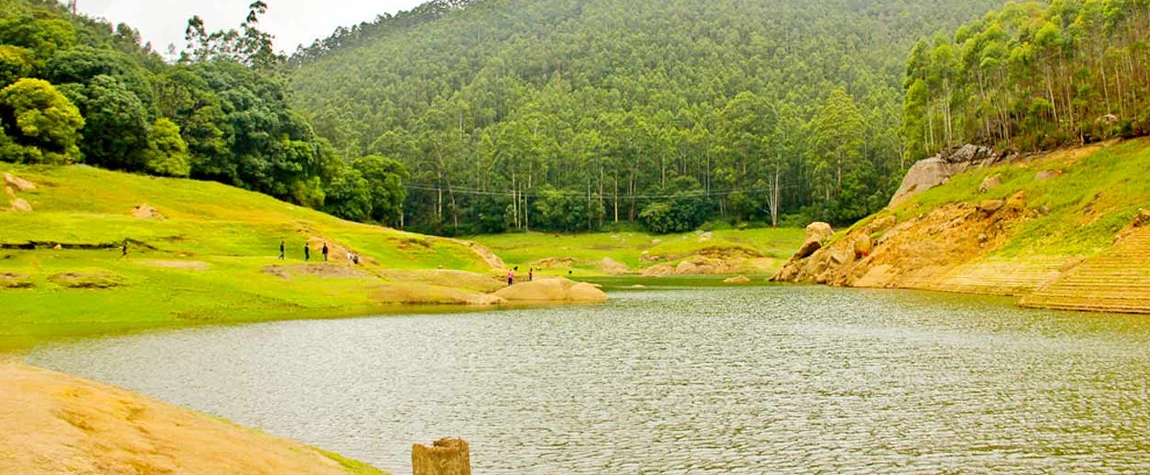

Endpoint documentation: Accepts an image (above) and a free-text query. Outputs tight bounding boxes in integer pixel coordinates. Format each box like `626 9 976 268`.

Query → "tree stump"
412 438 471 475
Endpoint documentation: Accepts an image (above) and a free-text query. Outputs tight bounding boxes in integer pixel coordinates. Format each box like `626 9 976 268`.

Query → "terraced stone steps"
1020 228 1150 314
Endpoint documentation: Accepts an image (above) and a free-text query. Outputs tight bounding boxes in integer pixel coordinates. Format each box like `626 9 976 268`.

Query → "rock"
1035 169 1063 181
131 204 165 220
675 261 700 274
599 257 630 275
4 186 13 197
723 276 751 284
629 284 647 289
641 264 675 277
1134 209 1150 228
10 198 31 212
854 234 873 258
412 438 471 475
493 278 607 303
1037 205 1052 216
806 222 834 242
978 200 1005 214
3 172 36 192
979 175 1002 193
977 233 989 244
890 145 997 206
794 239 822 259
829 251 848 265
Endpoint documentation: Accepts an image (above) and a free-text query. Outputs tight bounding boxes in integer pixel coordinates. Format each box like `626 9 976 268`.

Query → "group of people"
279 240 334 263
506 267 535 286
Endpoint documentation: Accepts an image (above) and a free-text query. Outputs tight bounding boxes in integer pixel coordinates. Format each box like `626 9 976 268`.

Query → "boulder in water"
494 278 607 303
723 276 751 284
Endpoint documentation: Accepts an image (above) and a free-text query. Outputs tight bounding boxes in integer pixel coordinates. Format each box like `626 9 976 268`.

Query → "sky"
73 0 427 54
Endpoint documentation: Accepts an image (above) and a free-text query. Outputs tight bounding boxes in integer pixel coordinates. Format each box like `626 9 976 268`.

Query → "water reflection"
28 286 1150 474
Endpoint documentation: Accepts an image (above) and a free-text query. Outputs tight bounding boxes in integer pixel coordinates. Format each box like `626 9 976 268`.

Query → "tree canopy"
289 0 1004 233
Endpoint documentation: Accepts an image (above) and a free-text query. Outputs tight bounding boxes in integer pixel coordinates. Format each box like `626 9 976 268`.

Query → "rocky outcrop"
599 257 630 275
10 198 31 212
3 172 36 192
979 175 1002 193
494 278 608 303
890 144 1001 206
774 191 1031 289
0 362 361 475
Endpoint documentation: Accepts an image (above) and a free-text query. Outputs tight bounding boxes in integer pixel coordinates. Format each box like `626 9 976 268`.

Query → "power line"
402 183 803 200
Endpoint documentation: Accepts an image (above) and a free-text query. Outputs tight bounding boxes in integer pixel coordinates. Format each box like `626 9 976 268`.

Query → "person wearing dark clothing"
322 243 329 261
120 241 128 258
279 241 285 260
529 268 534 282
304 244 310 261
353 254 359 265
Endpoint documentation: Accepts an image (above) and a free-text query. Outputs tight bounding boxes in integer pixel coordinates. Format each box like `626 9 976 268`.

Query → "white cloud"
74 0 427 54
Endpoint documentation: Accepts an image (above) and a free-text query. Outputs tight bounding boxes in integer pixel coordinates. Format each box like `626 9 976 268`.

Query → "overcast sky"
74 0 427 54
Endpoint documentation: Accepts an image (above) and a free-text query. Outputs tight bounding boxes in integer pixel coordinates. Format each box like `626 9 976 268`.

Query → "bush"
0 78 84 164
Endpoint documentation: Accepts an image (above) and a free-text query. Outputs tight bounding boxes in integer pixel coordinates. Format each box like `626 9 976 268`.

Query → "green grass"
470 227 806 276
885 138 1150 257
1 164 499 350
318 449 391 475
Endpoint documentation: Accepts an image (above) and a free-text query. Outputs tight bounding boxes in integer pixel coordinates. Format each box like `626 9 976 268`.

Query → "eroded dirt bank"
773 140 1150 314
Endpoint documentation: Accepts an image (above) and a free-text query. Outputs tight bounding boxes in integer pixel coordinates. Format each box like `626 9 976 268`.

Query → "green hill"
288 0 1006 232
774 138 1150 314
0 165 505 349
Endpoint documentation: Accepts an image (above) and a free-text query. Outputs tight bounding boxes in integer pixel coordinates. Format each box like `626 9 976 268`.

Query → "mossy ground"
1 165 497 350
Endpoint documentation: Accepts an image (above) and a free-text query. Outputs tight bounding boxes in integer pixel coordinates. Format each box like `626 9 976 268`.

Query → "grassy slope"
880 138 1150 259
471 227 806 277
1 165 497 350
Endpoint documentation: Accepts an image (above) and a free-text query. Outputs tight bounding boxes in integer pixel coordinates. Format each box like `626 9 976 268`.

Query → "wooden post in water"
412 438 471 475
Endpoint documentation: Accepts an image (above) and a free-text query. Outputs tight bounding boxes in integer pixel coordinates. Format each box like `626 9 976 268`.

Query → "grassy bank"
778 138 1150 313
470 228 806 278
1 165 505 350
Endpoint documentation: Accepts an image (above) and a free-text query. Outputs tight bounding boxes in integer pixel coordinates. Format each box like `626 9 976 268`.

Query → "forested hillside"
902 0 1150 161
0 0 407 223
289 0 1006 235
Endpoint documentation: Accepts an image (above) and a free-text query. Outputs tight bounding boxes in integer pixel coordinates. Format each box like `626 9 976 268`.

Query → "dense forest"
289 0 1007 234
903 0 1150 161
7 0 1147 236
0 0 406 223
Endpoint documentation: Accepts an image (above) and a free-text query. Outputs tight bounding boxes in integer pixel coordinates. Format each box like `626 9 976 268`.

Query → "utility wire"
402 182 803 200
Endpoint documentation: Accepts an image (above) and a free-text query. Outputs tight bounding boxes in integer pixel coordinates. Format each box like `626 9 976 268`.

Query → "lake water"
27 286 1150 474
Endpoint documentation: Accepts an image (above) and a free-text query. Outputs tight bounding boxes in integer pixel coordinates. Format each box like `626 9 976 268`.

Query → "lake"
27 286 1150 474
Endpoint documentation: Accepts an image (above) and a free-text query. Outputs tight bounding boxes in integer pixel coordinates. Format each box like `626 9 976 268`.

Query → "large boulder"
3 172 36 192
794 239 822 259
979 175 1002 193
10 198 31 212
1035 169 1063 181
598 257 630 275
494 278 607 303
854 234 873 258
723 276 751 284
890 145 998 206
806 222 834 242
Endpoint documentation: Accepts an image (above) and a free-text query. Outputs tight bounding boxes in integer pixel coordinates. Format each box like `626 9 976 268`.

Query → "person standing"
120 240 128 258
507 267 515 287
279 240 285 260
529 268 534 282
322 243 329 261
304 243 310 261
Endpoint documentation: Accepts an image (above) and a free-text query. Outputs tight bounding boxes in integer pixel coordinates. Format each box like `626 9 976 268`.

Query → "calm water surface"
27 286 1150 474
